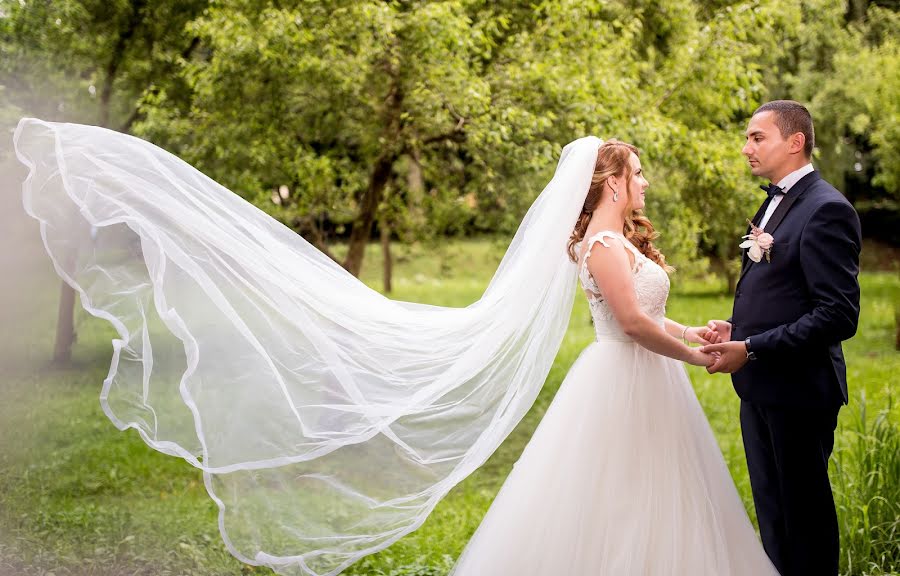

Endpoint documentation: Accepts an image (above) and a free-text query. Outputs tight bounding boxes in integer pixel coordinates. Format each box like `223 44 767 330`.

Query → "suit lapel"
761 171 820 235
735 171 820 287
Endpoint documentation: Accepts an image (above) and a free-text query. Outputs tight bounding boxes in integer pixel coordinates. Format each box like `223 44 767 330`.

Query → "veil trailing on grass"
13 118 602 576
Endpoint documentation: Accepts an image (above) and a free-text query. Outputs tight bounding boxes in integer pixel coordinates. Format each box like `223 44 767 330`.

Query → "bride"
13 119 777 575
449 140 779 575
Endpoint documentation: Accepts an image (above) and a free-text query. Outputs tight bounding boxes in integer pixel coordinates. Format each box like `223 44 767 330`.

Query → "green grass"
1 237 898 576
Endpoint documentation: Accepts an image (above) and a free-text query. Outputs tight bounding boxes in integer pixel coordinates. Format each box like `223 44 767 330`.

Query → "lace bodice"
577 231 670 342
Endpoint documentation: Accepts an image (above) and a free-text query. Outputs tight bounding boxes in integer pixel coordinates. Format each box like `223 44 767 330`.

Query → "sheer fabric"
13 118 602 575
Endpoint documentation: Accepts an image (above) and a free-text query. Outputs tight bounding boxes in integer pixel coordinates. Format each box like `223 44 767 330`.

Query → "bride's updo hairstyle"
566 139 673 273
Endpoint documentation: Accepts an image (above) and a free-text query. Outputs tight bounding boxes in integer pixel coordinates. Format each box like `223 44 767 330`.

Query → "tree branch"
100 0 147 127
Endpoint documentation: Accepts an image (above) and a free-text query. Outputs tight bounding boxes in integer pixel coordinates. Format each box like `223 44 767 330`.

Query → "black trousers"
740 400 841 576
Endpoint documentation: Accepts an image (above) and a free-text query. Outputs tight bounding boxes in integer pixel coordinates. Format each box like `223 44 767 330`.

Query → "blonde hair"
566 139 673 273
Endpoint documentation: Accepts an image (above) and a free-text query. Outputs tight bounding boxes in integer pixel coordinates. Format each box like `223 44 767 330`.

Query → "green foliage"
4 0 897 277
133 1 495 256
0 0 206 130
818 11 900 196
773 1 900 242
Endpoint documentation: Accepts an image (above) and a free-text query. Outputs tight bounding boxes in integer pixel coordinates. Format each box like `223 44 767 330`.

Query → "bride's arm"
663 318 716 345
586 241 714 367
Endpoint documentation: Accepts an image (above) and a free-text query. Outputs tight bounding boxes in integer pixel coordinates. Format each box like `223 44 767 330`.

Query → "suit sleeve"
750 200 861 354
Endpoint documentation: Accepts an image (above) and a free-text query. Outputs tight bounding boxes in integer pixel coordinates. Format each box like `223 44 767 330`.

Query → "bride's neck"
588 204 626 233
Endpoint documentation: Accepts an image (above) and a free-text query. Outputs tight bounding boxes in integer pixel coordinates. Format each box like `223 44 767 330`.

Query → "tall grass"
835 392 900 575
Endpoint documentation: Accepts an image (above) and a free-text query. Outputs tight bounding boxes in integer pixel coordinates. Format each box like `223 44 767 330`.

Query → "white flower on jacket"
740 219 774 263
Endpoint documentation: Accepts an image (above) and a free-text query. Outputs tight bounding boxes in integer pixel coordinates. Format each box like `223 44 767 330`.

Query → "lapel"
736 171 821 286
761 171 820 234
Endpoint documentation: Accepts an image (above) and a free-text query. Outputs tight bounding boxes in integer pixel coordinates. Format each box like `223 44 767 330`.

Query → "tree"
9 0 890 302
136 2 490 283
770 0 900 243
0 0 207 363
136 0 792 288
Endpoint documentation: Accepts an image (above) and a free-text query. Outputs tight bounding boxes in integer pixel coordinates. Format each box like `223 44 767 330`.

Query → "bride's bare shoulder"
581 231 636 270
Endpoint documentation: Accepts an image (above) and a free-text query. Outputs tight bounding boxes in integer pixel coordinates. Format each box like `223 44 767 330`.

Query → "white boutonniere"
740 219 774 263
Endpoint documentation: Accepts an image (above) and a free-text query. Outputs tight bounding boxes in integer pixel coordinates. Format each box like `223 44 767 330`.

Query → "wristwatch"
744 337 757 361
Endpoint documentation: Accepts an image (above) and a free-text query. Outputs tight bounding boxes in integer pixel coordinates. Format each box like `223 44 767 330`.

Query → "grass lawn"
1 231 897 576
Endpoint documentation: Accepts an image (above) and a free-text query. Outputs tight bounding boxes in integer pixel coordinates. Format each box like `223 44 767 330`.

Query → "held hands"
682 326 721 367
687 347 719 367
700 341 748 374
683 326 719 346
696 320 747 374
703 320 732 344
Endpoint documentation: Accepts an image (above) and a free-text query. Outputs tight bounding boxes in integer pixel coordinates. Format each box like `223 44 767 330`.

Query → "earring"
613 189 619 202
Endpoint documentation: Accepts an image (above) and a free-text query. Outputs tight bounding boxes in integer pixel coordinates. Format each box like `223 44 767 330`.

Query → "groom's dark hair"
753 100 815 158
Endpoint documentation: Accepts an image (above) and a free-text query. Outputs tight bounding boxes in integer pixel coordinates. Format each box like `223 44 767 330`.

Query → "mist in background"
0 149 56 374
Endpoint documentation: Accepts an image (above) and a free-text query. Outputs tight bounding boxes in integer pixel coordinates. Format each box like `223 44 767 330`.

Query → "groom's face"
742 111 790 181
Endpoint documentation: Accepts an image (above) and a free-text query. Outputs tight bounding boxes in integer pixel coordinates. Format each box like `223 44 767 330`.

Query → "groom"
701 100 861 576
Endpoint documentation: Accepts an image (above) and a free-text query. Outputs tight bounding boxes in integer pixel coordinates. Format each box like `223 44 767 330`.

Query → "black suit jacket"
730 171 861 407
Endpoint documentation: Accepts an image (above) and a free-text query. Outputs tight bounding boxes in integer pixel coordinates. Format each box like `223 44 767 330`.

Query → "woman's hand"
684 326 719 345
686 347 718 367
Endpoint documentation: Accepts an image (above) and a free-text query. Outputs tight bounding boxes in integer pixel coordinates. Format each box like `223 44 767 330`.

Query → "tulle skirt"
449 339 780 576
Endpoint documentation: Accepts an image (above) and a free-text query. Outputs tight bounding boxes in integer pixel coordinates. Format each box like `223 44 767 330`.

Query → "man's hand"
704 320 732 344
700 341 748 374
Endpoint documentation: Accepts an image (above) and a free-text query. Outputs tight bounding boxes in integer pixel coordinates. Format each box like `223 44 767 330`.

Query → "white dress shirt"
758 163 814 230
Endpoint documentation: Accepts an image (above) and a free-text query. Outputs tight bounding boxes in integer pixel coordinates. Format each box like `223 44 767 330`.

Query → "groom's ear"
788 132 807 156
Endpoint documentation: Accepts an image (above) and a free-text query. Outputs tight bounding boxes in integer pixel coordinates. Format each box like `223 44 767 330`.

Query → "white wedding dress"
449 231 780 576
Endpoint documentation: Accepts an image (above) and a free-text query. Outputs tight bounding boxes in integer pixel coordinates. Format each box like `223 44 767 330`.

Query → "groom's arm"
749 201 861 355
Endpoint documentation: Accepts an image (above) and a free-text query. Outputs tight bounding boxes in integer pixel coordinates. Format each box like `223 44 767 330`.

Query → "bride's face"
627 153 649 211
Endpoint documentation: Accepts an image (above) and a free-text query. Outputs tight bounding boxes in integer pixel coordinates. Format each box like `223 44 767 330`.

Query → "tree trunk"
100 0 145 128
381 221 393 293
343 154 393 277
52 0 146 364
342 42 404 278
53 250 78 365
725 268 737 294
847 0 867 22
406 150 426 229
895 309 899 351
718 251 738 294
53 284 76 365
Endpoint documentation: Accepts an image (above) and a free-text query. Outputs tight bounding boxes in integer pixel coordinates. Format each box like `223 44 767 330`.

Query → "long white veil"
13 118 601 576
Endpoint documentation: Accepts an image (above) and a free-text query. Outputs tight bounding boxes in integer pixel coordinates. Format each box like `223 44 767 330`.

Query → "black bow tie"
760 183 785 198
